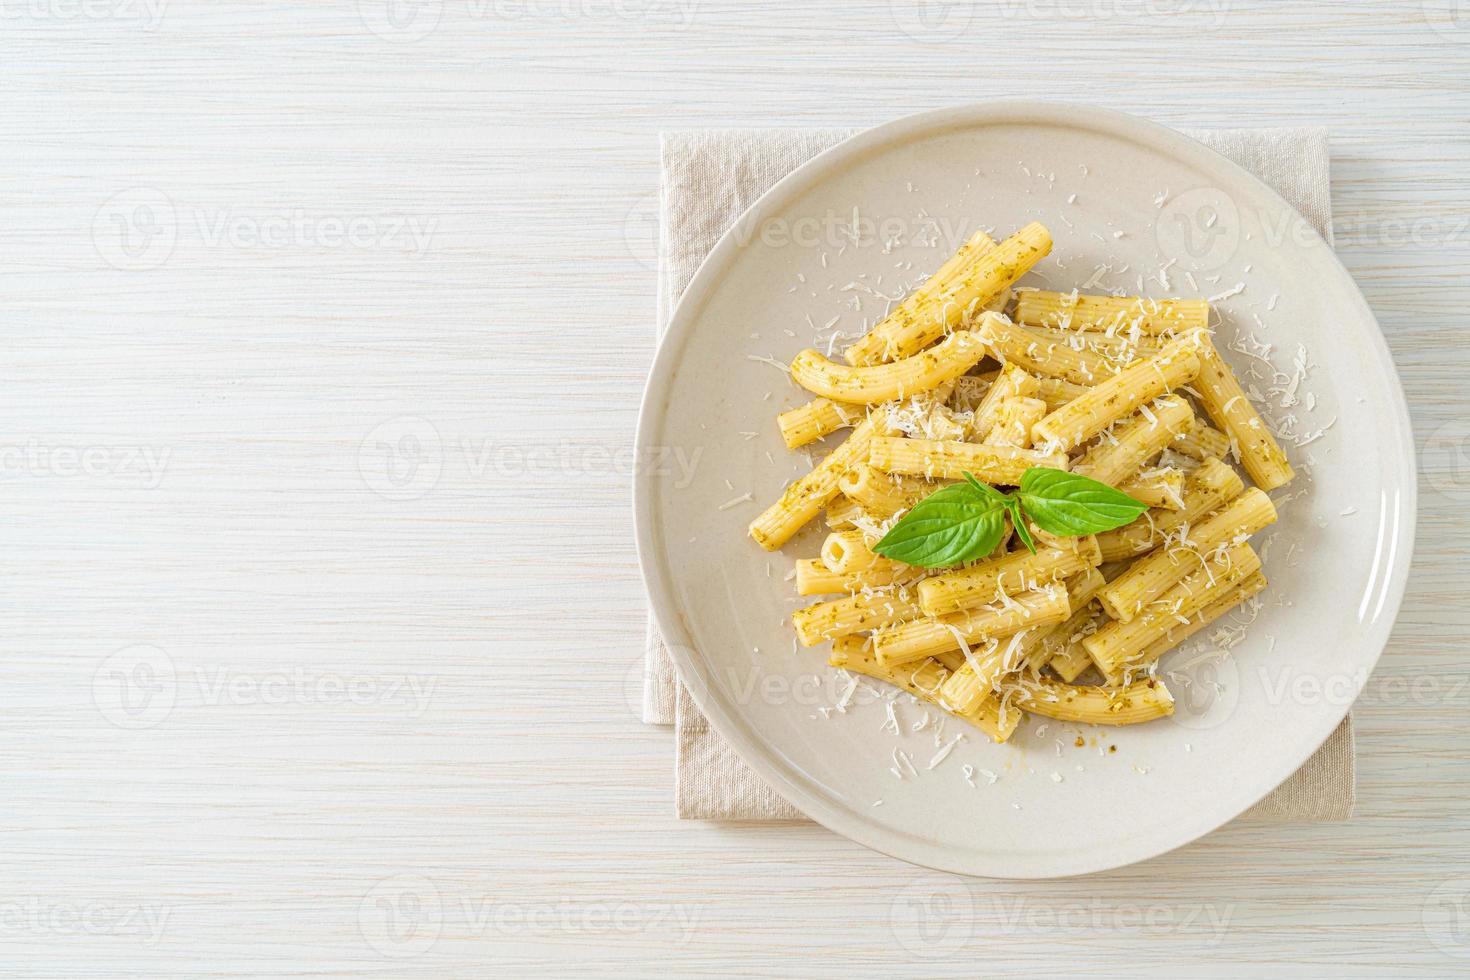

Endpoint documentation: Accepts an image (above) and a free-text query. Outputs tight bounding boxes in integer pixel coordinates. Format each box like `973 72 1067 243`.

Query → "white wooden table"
3 2 1468 975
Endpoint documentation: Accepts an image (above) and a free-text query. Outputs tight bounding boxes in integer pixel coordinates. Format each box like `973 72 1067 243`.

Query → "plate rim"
633 100 1417 878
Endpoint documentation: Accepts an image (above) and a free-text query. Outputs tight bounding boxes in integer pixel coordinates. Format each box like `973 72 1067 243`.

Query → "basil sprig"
871 468 1148 569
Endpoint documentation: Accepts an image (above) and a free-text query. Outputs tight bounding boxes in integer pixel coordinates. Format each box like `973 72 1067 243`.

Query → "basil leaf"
962 471 1008 503
872 480 1008 568
1017 468 1150 536
1005 499 1037 553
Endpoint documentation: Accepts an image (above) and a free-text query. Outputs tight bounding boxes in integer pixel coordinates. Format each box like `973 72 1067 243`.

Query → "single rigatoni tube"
1014 290 1210 335
795 558 847 596
1097 487 1276 621
1173 418 1231 462
1118 468 1186 510
869 435 1068 486
949 372 998 413
838 464 941 520
820 529 903 576
837 230 997 368
792 330 989 404
777 398 861 450
1032 375 1091 410
1022 325 1160 363
824 495 864 530
749 414 890 551
977 313 1119 386
1000 675 1174 726
968 364 1038 441
987 396 1048 448
938 633 1033 715
918 538 1102 617
829 639 1020 742
1096 457 1244 561
791 587 925 647
845 223 1052 366
1193 335 1295 490
1084 543 1262 674
874 587 1071 667
794 558 919 596
820 529 871 573
1070 394 1194 488
1029 339 1201 452
912 400 967 441
1048 637 1098 684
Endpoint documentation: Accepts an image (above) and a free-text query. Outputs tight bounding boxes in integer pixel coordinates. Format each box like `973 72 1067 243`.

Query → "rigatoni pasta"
777 398 860 450
940 568 1107 714
750 413 891 551
917 539 1102 617
845 223 1050 366
745 219 1293 744
873 586 1071 667
1192 335 1295 490
1015 289 1209 335
1095 457 1244 561
834 230 997 369
869 435 1068 486
1070 394 1194 488
1029 339 1201 452
1085 543 1263 681
791 330 989 404
1096 487 1276 622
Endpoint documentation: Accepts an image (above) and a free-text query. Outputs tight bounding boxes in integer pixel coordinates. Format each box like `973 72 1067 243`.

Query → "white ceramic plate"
634 102 1414 878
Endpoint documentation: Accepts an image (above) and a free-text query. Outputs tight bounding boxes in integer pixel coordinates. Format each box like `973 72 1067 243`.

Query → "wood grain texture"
1 1 1467 975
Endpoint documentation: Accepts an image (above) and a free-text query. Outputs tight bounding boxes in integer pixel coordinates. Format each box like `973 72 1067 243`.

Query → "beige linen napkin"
645 124 1354 823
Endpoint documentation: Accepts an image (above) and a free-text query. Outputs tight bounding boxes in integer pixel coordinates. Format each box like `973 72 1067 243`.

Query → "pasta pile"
749 221 1293 742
